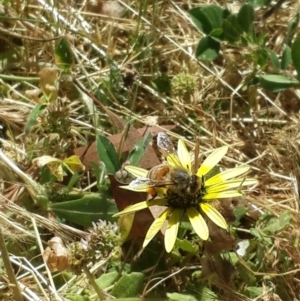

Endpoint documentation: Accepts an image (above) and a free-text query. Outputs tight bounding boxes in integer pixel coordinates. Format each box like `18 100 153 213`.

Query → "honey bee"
128 132 202 198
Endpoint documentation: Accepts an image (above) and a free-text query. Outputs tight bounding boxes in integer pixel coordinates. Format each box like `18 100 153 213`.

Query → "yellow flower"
113 133 257 253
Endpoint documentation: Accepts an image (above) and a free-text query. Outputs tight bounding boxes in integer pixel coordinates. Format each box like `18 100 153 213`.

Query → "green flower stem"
83 265 106 300
0 74 40 82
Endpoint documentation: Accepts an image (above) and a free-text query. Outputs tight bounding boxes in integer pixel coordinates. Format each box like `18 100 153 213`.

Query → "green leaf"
176 238 198 253
152 74 171 93
233 206 248 226
167 292 198 301
128 132 152 166
237 4 255 33
259 74 299 92
285 11 300 46
249 228 263 240
263 211 291 234
244 286 263 298
40 165 57 184
222 15 243 43
291 35 300 77
281 45 291 70
236 262 256 285
96 135 121 174
209 28 223 39
65 295 88 301
50 193 118 227
89 162 106 188
111 272 144 298
199 287 218 301
256 32 267 46
196 36 220 61
188 5 228 35
266 49 280 69
54 37 74 72
96 272 118 289
25 104 47 134
255 48 269 68
67 173 82 190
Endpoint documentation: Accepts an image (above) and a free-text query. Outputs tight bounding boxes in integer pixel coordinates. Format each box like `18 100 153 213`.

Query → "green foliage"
237 4 255 33
128 132 152 166
54 37 74 72
281 45 291 70
258 74 299 92
285 11 299 46
189 4 254 60
96 135 121 174
189 3 300 96
195 36 220 61
96 272 118 289
25 104 47 134
256 211 291 234
89 161 106 189
95 59 125 105
291 35 300 77
167 292 199 301
50 192 118 227
222 15 243 43
152 74 172 94
189 5 228 35
111 272 144 298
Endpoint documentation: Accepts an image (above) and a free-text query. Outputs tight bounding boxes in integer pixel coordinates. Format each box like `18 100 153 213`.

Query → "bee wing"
157 132 181 167
125 177 173 192
127 177 152 191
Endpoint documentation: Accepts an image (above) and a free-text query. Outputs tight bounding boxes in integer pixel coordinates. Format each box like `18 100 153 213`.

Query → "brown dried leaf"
74 126 175 171
25 88 42 104
204 220 237 255
43 237 70 272
109 175 154 241
38 67 59 101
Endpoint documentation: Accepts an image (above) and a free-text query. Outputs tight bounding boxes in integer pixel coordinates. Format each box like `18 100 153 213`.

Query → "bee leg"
147 187 158 199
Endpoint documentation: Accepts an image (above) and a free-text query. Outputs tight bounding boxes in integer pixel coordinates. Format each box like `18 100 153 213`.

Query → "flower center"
165 182 206 208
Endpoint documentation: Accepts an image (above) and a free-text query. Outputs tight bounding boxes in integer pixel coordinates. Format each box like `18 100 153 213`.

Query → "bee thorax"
170 167 190 188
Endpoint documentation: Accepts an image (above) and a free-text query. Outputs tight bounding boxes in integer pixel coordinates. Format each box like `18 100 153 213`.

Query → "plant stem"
83 264 106 300
0 229 24 301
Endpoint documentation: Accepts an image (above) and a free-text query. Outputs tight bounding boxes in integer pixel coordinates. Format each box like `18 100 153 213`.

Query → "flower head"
114 133 257 252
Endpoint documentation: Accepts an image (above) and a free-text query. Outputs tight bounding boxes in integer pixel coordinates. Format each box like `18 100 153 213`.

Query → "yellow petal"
197 146 228 177
202 190 243 200
205 165 250 186
113 198 167 217
186 207 209 240
206 178 258 193
200 203 228 229
177 139 191 171
143 208 170 248
125 165 148 178
164 209 183 253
